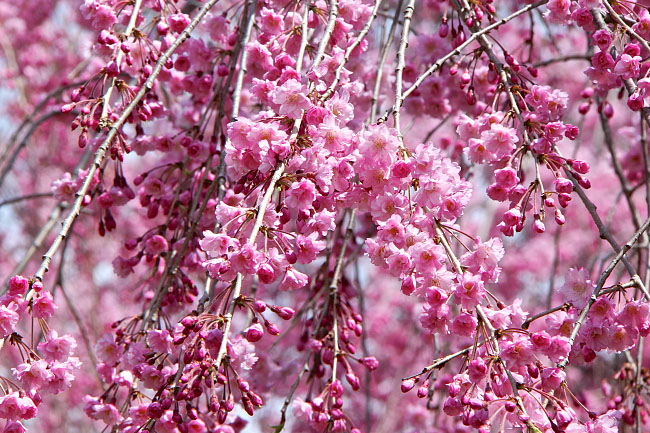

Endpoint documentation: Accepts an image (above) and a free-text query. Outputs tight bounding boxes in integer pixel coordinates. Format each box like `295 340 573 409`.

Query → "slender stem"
321 0 383 100
311 0 338 72
0 192 53 209
392 0 416 138
213 164 285 370
99 0 144 121
369 0 403 123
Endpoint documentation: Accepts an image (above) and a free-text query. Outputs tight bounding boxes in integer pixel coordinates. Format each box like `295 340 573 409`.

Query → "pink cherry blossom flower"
32 291 57 319
0 304 19 338
295 233 326 264
451 312 477 337
144 235 168 255
613 54 641 80
0 392 37 421
559 267 593 307
286 179 317 211
280 266 309 290
230 243 263 274
500 334 535 368
37 331 76 362
480 124 519 159
453 273 486 309
271 78 311 118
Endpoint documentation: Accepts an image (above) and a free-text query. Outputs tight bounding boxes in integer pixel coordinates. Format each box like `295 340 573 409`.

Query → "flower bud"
253 300 267 312
468 358 487 382
257 263 275 284
443 397 463 416
503 207 521 227
244 323 264 343
146 402 163 419
331 379 345 397
345 372 360 390
361 356 379 371
401 379 416 393
276 307 295 320
266 322 280 336
401 274 416 295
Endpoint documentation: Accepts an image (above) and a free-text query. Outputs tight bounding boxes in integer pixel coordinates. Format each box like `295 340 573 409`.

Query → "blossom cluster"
3 0 650 432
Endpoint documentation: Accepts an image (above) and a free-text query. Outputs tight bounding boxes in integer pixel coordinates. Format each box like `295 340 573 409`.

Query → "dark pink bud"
361 356 379 371
558 193 572 208
242 396 254 416
285 248 297 264
266 322 280 336
157 21 169 34
627 92 644 111
575 174 591 189
447 381 461 397
345 372 360 390
401 274 416 295
181 316 197 328
439 22 449 38
469 398 484 410
401 379 416 393
146 402 163 418
217 408 227 424
570 159 590 174
554 177 573 194
392 160 411 178
276 307 295 320
581 87 594 98
257 263 275 284
503 207 521 227
8 275 28 296
582 346 596 362
106 61 119 77
95 192 113 209
565 124 580 140
331 379 345 397
32 281 43 292
460 72 471 86
238 378 250 392
245 323 264 342
468 358 487 382
217 63 229 77
253 300 267 312
603 102 614 118
578 102 591 115
248 391 263 407
443 397 463 416
71 88 82 102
